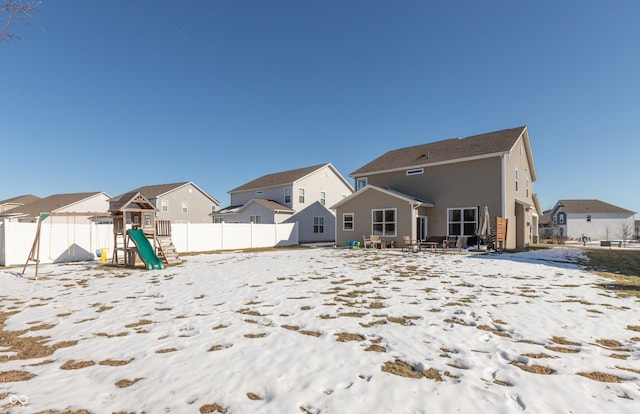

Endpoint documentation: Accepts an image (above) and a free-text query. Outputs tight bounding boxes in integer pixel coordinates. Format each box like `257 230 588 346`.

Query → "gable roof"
109 191 157 213
1 192 110 218
331 184 434 210
555 199 636 215
0 194 40 206
351 126 530 177
230 163 351 193
241 199 294 214
113 182 220 205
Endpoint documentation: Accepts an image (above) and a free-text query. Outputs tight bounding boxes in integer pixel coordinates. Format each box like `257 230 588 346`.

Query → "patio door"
416 216 427 240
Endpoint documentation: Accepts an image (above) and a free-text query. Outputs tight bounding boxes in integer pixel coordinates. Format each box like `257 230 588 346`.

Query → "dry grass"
115 378 144 388
199 403 227 413
335 332 365 342
510 361 555 375
581 250 640 298
576 371 626 383
60 360 95 370
99 358 134 366
381 360 443 381
0 370 36 382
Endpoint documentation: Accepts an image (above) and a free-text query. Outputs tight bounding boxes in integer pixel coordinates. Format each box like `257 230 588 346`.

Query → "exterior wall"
1 203 21 213
564 213 635 240
229 165 353 223
503 136 536 248
62 193 111 216
154 184 217 223
231 185 288 207
335 189 415 247
235 203 278 224
284 201 336 243
292 165 353 212
361 157 503 238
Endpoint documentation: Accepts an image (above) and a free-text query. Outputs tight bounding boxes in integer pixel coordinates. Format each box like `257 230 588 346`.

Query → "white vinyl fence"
0 220 298 267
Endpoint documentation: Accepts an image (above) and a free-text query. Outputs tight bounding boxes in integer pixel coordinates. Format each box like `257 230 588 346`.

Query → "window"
526 178 529 198
284 187 291 203
406 168 424 176
515 168 519 192
144 214 152 227
313 217 324 233
558 212 566 224
320 192 326 206
211 205 217 213
343 213 354 231
161 199 169 212
372 208 396 236
256 190 263 196
356 177 367 190
182 202 189 214
298 188 305 203
213 217 224 223
447 207 477 236
586 215 591 222
250 215 261 224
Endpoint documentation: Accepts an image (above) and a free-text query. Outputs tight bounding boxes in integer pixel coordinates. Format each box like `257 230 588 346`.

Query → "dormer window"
356 178 367 190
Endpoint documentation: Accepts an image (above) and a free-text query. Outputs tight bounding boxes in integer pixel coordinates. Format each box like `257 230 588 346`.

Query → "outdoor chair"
401 235 420 252
369 235 383 249
443 236 462 253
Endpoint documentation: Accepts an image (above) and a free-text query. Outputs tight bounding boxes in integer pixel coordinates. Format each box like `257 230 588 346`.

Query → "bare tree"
1 0 41 42
617 219 633 247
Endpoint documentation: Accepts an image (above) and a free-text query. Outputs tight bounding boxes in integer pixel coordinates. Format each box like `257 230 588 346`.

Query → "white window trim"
343 213 354 231
446 207 478 237
356 177 367 190
406 168 424 176
371 208 397 237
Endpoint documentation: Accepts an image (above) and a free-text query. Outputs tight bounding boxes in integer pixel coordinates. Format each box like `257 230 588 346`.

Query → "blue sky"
2 1 639 213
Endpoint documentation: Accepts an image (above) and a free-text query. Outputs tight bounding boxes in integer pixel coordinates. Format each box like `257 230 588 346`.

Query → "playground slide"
127 229 164 270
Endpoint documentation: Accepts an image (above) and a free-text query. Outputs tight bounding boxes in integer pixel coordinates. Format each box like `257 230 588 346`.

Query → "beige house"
214 163 353 243
0 192 111 222
332 126 539 249
118 182 220 224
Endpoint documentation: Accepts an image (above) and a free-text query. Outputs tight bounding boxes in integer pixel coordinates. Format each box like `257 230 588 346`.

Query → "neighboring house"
214 163 353 243
635 220 640 240
332 126 539 250
546 199 636 241
0 194 40 213
117 182 220 223
0 192 111 222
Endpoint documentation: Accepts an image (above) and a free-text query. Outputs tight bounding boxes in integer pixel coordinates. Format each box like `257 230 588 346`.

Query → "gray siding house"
121 182 220 223
214 163 353 243
332 126 539 249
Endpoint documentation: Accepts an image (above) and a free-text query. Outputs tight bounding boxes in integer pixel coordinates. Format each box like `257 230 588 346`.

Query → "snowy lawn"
1 247 639 413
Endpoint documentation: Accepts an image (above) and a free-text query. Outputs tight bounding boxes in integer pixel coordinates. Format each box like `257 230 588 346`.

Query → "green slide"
127 229 164 270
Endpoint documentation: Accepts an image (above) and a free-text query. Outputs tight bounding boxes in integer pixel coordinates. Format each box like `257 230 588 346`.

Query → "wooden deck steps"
156 236 181 265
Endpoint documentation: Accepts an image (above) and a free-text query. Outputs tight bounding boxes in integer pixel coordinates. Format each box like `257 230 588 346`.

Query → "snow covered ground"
1 247 639 413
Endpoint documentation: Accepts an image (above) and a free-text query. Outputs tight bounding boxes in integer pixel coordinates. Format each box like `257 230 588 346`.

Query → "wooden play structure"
108 192 181 267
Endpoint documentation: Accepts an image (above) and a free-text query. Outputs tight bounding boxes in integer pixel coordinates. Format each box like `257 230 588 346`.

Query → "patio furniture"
363 235 382 249
401 235 420 252
443 236 462 253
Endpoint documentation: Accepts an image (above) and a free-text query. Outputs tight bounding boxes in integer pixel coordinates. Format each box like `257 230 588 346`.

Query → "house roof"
243 199 294 213
120 181 220 205
1 192 109 218
109 191 157 213
351 126 529 176
555 199 636 215
230 163 348 193
330 184 434 210
0 194 40 205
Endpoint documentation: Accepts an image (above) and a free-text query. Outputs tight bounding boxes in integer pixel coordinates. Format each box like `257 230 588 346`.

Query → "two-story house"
332 126 539 250
117 182 220 224
0 195 40 213
214 163 354 243
547 199 636 241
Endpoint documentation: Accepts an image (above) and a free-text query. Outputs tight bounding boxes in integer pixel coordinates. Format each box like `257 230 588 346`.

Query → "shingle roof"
0 194 40 205
230 164 329 193
557 200 635 215
351 126 527 176
130 182 190 198
1 192 107 218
